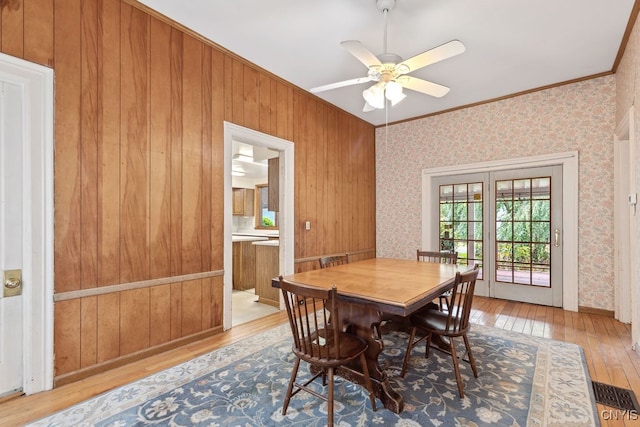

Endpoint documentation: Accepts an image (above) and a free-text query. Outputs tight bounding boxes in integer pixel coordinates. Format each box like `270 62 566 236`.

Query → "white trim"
613 106 638 350
421 151 579 311
223 122 294 329
0 52 54 394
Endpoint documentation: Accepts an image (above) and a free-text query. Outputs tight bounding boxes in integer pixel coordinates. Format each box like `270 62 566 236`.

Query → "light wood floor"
1 296 638 426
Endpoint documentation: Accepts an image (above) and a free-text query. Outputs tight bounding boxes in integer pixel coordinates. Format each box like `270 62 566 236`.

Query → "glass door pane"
438 181 484 279
494 176 551 287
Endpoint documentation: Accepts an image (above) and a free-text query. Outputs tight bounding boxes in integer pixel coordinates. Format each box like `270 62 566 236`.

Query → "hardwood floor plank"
1 296 639 426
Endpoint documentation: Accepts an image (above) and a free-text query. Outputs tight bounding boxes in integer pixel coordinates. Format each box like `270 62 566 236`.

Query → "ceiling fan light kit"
310 0 465 112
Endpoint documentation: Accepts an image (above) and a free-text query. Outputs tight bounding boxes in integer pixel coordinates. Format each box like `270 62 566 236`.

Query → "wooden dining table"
276 257 473 413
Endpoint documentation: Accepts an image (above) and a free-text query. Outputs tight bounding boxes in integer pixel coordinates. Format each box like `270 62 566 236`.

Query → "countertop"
233 230 279 238
232 236 269 243
252 240 279 247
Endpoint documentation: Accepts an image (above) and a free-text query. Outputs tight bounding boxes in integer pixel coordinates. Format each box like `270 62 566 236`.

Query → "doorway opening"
223 123 294 330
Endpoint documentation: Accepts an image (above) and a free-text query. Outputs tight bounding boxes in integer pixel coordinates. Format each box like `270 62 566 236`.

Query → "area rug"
28 323 599 427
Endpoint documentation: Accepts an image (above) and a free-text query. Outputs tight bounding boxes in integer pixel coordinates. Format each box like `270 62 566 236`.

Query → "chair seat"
295 329 369 366
409 309 462 335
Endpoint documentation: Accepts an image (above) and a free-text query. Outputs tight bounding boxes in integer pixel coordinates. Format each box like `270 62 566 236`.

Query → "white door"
490 167 563 306
0 79 24 396
0 52 54 396
432 166 563 307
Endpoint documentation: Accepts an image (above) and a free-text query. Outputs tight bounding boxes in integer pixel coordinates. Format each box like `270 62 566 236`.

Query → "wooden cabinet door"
232 188 254 216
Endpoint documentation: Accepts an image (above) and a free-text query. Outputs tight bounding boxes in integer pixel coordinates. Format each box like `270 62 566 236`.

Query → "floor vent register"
592 381 640 412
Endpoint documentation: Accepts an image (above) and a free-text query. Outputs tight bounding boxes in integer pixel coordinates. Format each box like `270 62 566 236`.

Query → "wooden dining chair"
279 276 377 426
416 249 458 310
401 264 480 398
319 253 350 269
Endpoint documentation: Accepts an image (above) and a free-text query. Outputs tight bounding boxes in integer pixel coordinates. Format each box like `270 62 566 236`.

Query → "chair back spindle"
319 254 350 269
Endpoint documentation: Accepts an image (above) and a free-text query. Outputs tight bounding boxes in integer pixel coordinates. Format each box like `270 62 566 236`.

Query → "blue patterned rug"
29 323 599 426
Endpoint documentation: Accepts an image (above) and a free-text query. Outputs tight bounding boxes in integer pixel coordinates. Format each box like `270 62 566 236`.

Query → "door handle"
3 269 22 297
554 228 560 247
4 277 21 288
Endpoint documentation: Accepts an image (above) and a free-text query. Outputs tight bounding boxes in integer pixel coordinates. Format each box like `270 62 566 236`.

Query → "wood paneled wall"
1 0 376 382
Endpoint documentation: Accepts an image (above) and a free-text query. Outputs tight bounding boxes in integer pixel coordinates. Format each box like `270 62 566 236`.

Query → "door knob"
5 276 21 288
3 269 22 297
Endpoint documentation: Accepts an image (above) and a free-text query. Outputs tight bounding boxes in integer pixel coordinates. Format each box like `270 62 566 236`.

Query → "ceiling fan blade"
397 40 465 74
401 76 450 98
341 40 382 68
310 76 374 93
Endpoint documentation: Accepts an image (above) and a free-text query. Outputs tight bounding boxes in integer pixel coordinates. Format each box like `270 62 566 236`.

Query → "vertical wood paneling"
149 17 172 280
201 46 212 273
316 103 328 255
212 276 224 327
210 48 225 270
223 55 233 122
181 35 203 274
4 0 376 380
119 289 150 354
275 80 289 141
24 0 53 66
294 92 307 257
232 59 244 125
97 0 121 287
201 278 212 330
119 4 149 282
96 293 120 362
80 297 97 367
170 282 182 340
243 65 259 130
1 0 23 57
80 0 99 290
327 107 338 254
53 0 82 293
54 300 81 375
149 285 171 346
306 99 318 257
259 74 271 134
181 280 202 335
169 28 183 277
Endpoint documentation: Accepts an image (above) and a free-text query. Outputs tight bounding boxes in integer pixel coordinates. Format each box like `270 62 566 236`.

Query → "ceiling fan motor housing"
377 0 396 12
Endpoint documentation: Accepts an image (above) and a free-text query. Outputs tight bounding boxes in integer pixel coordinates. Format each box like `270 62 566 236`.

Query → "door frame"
223 122 294 329
0 53 54 394
613 106 638 349
421 151 579 311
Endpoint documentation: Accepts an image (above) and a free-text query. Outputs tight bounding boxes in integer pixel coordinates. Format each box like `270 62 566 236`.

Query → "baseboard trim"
578 305 615 318
54 326 223 387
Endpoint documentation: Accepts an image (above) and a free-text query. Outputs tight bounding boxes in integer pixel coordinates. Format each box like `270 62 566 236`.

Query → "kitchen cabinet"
254 241 280 307
232 240 257 290
232 187 254 216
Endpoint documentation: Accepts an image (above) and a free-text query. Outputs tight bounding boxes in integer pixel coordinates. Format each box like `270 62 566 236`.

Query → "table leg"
336 301 404 414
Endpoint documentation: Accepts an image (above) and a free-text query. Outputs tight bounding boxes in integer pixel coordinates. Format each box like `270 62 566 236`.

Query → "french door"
432 166 563 307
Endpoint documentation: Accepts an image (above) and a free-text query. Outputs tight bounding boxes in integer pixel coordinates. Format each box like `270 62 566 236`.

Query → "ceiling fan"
310 0 465 112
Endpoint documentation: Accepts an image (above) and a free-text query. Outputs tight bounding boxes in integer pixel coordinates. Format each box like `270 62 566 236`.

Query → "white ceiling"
138 0 636 126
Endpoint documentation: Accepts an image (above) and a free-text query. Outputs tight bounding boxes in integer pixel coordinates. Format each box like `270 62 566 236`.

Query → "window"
255 184 278 229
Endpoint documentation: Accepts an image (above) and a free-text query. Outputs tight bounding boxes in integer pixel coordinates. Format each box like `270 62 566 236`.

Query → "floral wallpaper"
375 75 616 310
